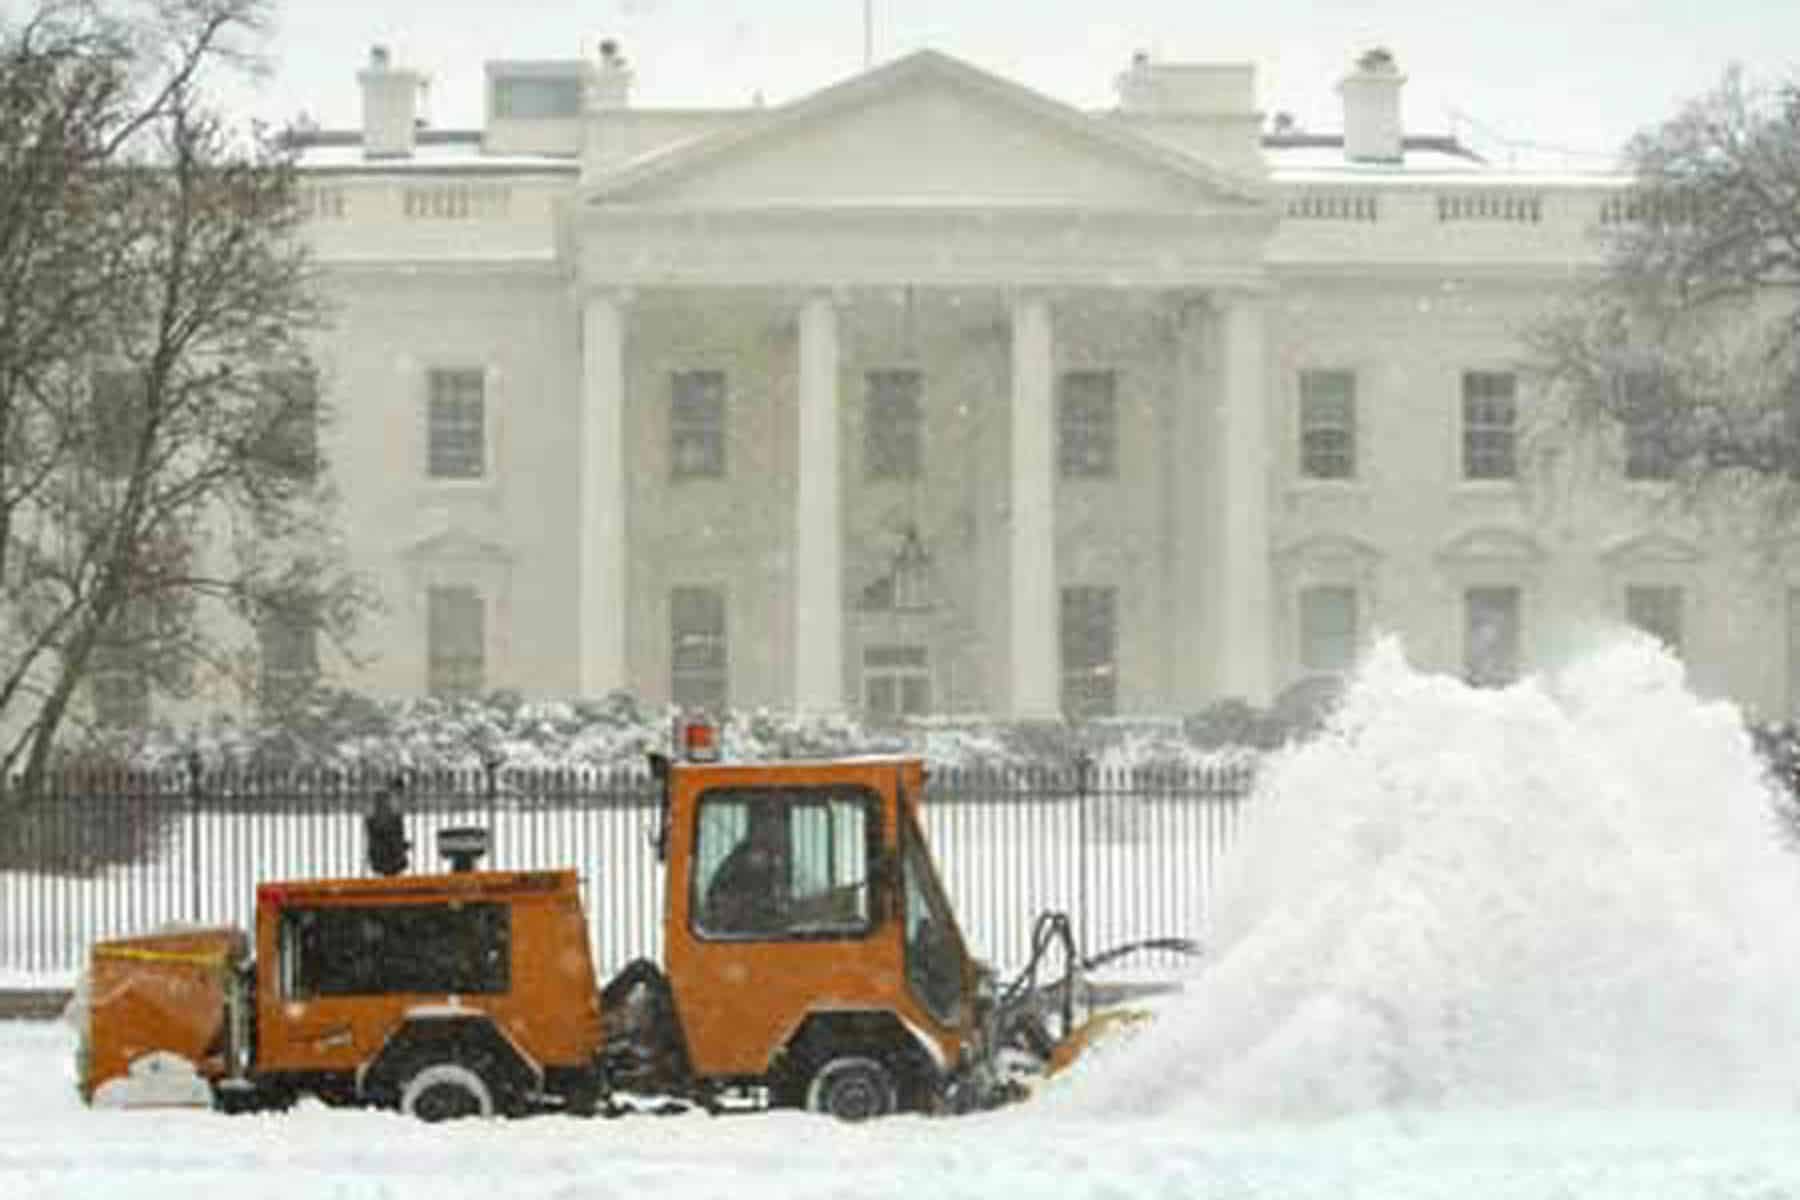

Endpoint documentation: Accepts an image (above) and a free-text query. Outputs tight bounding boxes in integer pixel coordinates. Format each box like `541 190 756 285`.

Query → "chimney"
1338 47 1405 163
1115 51 1255 118
358 45 426 159
590 38 633 109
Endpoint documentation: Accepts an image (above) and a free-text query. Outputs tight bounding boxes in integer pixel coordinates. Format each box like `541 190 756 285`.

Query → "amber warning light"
678 716 720 762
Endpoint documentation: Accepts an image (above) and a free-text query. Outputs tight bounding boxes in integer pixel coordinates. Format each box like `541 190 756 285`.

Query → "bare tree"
0 0 369 802
1533 67 1800 520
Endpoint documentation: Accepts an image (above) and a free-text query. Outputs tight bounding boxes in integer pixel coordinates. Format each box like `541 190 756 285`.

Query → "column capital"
1006 286 1058 309
582 285 636 308
1207 280 1276 309
786 285 849 314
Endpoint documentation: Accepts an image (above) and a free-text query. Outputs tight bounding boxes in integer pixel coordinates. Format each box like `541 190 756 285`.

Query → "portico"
570 52 1277 715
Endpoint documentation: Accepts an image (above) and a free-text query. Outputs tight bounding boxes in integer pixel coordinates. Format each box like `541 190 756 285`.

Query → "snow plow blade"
78 928 248 1107
1044 1006 1155 1077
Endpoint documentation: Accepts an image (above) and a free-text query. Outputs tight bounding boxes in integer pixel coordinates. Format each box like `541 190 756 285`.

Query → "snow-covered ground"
6 635 1800 1197
3 1018 1799 1198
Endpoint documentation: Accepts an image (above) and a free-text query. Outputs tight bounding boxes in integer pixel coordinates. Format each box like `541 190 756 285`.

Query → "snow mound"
1049 635 1800 1121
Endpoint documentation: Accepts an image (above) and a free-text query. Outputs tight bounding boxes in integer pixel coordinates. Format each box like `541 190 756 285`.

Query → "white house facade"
266 43 1800 723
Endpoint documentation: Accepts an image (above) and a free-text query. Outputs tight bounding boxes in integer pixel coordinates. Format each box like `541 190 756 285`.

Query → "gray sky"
232 0 1800 167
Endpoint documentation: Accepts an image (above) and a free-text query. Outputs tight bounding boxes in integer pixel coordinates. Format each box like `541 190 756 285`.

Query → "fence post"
1075 750 1093 957
483 754 502 856
185 749 203 923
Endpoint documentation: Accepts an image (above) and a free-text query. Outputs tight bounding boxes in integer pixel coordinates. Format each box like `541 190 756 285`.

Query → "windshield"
901 812 963 1025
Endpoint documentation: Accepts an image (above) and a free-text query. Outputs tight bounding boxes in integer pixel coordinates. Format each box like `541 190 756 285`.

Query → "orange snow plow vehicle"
77 720 1192 1120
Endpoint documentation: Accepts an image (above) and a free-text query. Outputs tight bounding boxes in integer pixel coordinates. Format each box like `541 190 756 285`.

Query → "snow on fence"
0 762 1254 980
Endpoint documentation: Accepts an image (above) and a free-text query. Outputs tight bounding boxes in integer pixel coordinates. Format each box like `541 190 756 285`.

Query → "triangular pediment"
592 50 1265 213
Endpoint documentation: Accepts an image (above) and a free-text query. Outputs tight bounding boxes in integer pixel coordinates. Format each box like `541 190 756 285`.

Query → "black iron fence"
0 760 1256 979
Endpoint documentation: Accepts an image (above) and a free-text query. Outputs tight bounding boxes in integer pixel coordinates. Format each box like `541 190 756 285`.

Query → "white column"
1009 292 1060 719
579 291 628 697
794 292 843 713
1216 293 1273 704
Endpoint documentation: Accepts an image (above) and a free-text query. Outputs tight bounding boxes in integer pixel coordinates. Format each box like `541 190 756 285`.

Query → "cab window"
692 787 877 940
902 816 962 1023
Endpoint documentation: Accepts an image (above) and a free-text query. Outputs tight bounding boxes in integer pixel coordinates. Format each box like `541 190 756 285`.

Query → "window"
255 370 319 479
1299 370 1356 480
864 645 931 719
1464 585 1521 686
1618 368 1676 481
91 369 146 480
902 813 961 1023
1061 585 1118 718
670 586 727 710
258 593 319 707
492 76 582 119
427 585 484 698
279 903 509 998
1625 584 1684 653
426 368 485 480
691 787 876 939
670 370 726 479
90 600 151 728
1059 370 1117 478
865 369 922 480
1299 586 1359 673
1461 371 1517 480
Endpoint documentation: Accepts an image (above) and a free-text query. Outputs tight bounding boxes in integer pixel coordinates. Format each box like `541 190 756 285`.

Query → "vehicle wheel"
805 1056 898 1122
399 1062 495 1123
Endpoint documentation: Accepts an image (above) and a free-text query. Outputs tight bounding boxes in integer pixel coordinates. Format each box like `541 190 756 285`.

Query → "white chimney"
358 45 426 159
1338 47 1405 164
589 38 633 109
1115 51 1256 117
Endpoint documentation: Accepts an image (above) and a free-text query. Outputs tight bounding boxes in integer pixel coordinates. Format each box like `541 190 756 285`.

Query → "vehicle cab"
656 719 981 1116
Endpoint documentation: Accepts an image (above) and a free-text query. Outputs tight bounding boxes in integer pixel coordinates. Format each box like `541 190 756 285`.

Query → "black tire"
805 1056 898 1122
399 1062 495 1123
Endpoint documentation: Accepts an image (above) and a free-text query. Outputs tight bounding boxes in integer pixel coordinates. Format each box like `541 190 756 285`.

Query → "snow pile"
1053 635 1800 1120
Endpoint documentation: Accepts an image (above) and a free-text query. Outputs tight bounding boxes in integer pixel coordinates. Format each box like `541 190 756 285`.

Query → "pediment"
591 50 1266 214
1598 531 1703 566
1276 532 1384 567
1435 526 1546 564
398 527 513 564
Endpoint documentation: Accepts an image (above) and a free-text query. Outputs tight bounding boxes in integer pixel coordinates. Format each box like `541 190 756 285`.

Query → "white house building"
265 42 1800 723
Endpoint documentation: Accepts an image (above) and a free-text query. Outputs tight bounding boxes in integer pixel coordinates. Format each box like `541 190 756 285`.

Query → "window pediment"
1276 532 1384 568
1598 531 1702 567
1435 526 1545 565
399 528 514 565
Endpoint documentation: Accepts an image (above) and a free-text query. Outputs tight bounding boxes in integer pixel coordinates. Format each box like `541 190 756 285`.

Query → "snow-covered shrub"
57 687 1269 778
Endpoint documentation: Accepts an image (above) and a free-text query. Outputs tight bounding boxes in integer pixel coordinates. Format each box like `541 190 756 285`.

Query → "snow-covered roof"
292 130 577 174
292 125 1622 191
